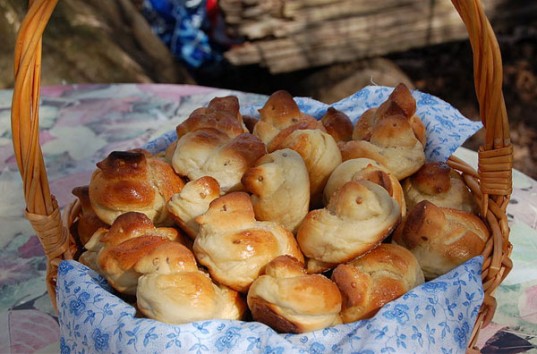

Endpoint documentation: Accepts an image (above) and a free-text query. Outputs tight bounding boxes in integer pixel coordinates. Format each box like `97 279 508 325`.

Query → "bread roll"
193 192 304 293
89 149 184 226
171 129 266 193
353 83 426 145
402 161 478 213
242 148 310 233
167 176 221 239
79 212 182 295
324 158 405 216
297 180 400 264
272 129 342 207
176 95 247 139
136 242 247 324
247 255 342 333
392 200 488 279
331 243 424 323
72 185 108 245
340 115 426 180
253 90 323 146
340 84 426 180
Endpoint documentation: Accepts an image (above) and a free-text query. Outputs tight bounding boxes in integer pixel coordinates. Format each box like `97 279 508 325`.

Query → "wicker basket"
10 0 513 351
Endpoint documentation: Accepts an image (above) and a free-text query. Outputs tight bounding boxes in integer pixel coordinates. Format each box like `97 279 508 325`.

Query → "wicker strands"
10 0 512 351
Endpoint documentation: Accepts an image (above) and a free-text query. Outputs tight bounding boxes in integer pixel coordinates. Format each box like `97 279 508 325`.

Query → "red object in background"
206 0 218 28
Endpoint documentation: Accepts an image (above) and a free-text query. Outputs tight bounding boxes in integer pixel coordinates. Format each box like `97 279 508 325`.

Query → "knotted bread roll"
167 176 221 239
324 158 406 216
339 84 426 180
271 129 342 208
247 255 342 333
253 90 323 147
392 200 488 279
297 180 400 264
79 212 182 295
331 243 424 323
176 95 247 139
172 129 266 193
193 192 304 293
89 149 185 226
242 148 310 233
402 161 478 213
136 242 247 325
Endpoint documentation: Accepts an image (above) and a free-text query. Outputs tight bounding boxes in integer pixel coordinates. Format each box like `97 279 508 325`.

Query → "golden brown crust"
320 107 353 143
167 176 221 239
136 242 247 324
241 149 310 233
79 212 183 295
89 149 184 226
331 244 424 323
193 192 304 292
72 185 108 245
392 200 488 279
172 129 266 193
323 158 406 217
297 180 400 264
341 115 426 180
402 162 478 213
247 255 342 333
254 90 324 147
344 84 426 180
176 96 246 139
272 129 341 208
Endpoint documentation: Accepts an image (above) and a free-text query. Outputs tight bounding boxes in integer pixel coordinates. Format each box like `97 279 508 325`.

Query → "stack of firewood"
220 0 536 73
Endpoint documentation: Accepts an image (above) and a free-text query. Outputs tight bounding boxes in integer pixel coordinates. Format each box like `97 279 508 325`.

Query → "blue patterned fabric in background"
142 0 221 68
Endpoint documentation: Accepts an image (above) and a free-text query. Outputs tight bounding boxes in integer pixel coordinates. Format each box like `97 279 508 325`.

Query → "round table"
0 84 535 353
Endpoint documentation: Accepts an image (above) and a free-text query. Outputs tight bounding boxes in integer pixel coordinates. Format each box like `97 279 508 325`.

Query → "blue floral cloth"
57 257 484 354
145 85 483 162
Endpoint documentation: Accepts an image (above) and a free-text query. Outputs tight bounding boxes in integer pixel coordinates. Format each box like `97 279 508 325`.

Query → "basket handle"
11 0 71 311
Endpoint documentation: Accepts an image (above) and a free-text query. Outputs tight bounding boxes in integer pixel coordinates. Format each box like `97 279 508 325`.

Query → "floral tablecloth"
0 84 535 353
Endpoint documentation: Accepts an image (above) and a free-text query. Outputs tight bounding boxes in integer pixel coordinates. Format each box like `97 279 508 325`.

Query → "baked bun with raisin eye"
297 180 400 264
193 192 304 293
402 161 478 213
167 176 221 239
89 149 184 226
271 128 342 208
331 243 424 323
392 200 488 279
242 148 310 233
247 255 342 333
324 158 405 216
136 242 247 325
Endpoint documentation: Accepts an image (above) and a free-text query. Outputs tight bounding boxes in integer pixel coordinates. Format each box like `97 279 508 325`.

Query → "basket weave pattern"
10 0 513 351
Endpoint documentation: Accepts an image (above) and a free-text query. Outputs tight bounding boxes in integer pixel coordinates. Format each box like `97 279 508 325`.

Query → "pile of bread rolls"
73 83 488 333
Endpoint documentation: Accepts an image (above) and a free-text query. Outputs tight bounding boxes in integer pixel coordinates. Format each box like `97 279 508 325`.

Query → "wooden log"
223 0 537 73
